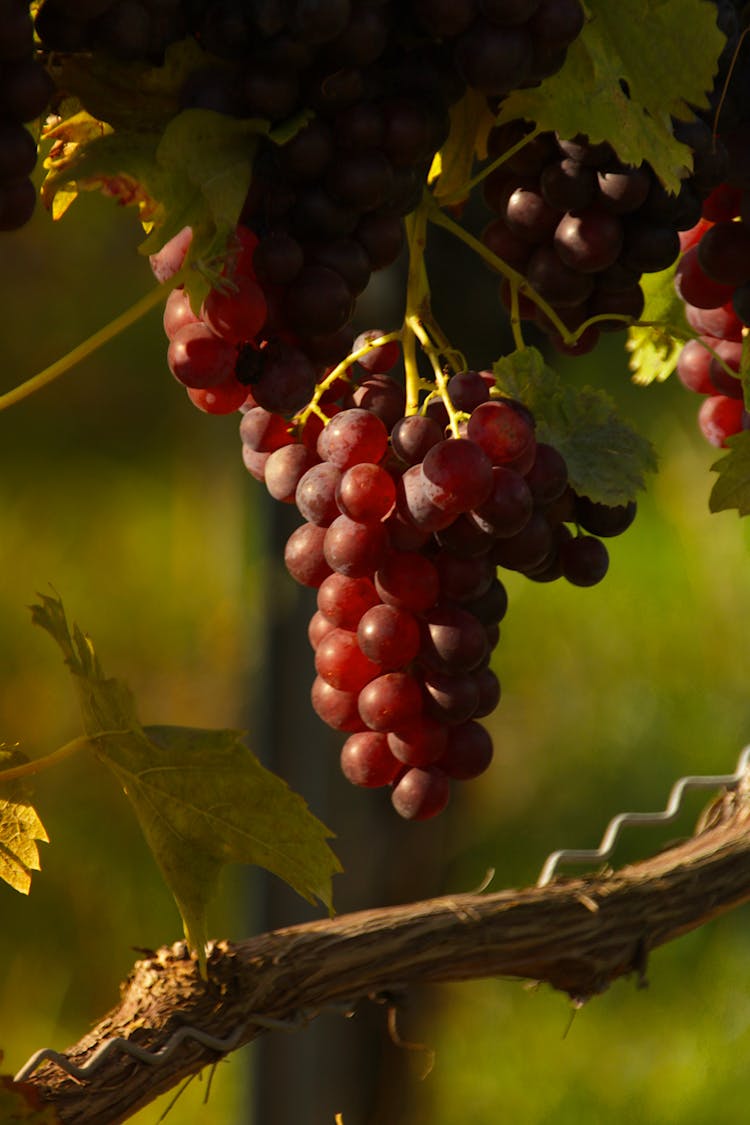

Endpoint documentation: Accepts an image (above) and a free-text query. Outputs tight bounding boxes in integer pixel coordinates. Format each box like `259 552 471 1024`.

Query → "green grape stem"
437 125 542 209
0 274 185 413
0 731 128 784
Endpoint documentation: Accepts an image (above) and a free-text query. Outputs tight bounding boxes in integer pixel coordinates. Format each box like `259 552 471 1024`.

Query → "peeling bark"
23 782 750 1124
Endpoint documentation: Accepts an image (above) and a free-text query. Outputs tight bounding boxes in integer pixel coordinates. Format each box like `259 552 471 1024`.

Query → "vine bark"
22 780 750 1124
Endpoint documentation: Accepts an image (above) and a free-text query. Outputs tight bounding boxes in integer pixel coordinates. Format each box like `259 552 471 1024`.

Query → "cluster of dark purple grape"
238 354 635 819
33 0 185 59
481 117 726 356
674 183 750 447
0 0 56 230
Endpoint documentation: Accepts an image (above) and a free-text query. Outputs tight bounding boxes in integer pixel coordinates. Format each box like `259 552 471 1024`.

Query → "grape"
323 514 388 577
336 463 396 523
387 717 449 768
311 676 366 732
676 338 715 395
202 276 268 344
708 339 744 399
240 342 317 416
540 158 595 212
352 376 406 429
397 464 456 532
684 299 742 341
149 226 193 282
253 231 305 286
375 551 439 612
391 414 444 465
525 243 595 307
310 238 371 296
187 378 249 414
422 668 480 724
0 177 36 230
675 246 735 309
0 121 37 180
454 20 534 95
167 323 237 389
505 181 562 244
438 721 493 780
353 329 401 374
391 766 450 820
553 209 624 273
317 572 379 629
560 535 609 586
340 731 401 787
472 464 533 536
492 511 554 571
318 408 389 468
419 604 489 673
296 462 343 525
357 604 421 668
596 166 651 214
462 577 508 625
433 552 494 603
467 400 535 465
240 407 294 453
163 287 200 339
284 265 354 336
315 628 382 692
473 667 502 718
264 444 319 503
284 522 332 587
697 394 745 447
358 671 423 732
421 438 494 515
308 609 336 650
697 220 750 286
574 496 637 537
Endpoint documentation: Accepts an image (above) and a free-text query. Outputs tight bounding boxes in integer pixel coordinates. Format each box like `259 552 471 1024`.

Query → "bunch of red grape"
238 354 635 819
482 118 726 356
674 183 750 448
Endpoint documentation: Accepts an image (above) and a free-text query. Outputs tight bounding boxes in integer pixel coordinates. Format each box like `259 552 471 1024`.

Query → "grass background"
1 186 750 1123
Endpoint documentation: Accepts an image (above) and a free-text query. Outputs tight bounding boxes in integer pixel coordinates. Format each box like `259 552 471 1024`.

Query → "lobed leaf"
429 88 495 205
31 594 341 968
0 747 49 896
709 432 750 516
497 0 725 193
493 348 658 505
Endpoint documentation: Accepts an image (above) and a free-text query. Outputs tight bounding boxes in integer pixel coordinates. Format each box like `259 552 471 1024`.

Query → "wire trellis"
14 744 750 1087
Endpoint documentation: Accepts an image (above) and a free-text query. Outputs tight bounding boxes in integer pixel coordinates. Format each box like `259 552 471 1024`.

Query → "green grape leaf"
429 88 495 205
42 108 263 309
627 259 692 385
709 432 750 515
493 347 657 504
0 747 49 896
0 1074 62 1123
30 593 341 970
497 0 725 192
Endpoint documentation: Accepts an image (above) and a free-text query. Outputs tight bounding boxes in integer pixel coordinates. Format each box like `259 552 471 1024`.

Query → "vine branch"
22 776 750 1125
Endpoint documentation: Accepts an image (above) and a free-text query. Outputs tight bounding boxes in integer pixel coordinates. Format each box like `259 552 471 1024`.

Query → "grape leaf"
429 88 495 205
42 108 263 308
0 747 49 895
0 1075 61 1123
493 348 657 504
627 259 691 385
497 0 725 192
709 432 750 515
30 593 341 969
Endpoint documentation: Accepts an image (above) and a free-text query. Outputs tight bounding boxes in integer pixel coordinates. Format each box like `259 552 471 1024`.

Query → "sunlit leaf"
0 747 49 896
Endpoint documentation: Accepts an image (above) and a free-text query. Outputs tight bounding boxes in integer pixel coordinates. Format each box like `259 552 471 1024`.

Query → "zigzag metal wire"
536 744 750 887
15 748 750 1085
13 1000 357 1084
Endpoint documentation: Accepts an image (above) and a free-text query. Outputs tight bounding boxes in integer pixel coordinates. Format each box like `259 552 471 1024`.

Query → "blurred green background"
1 184 750 1125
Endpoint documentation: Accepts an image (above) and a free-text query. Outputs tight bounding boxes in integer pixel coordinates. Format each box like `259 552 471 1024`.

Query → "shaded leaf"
31 593 341 967
709 432 750 515
0 1075 62 1123
493 348 657 504
0 747 49 895
627 259 691 385
497 0 725 192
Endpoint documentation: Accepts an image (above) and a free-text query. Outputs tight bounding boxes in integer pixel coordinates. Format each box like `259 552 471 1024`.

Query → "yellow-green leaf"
497 0 725 192
429 88 495 205
627 259 691 385
31 593 341 968
0 747 49 896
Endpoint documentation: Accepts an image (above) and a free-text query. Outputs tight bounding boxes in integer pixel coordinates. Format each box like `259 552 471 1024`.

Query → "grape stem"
437 124 542 209
0 731 129 784
0 275 184 413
